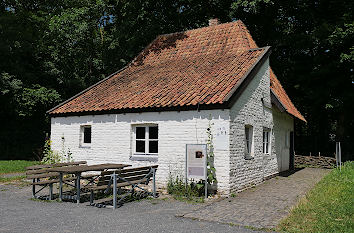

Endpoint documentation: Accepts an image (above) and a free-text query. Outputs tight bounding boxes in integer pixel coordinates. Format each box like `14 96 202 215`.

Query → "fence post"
336 142 342 171
339 142 342 171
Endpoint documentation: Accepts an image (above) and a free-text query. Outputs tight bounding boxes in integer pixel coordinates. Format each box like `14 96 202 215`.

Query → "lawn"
278 161 354 233
0 160 39 174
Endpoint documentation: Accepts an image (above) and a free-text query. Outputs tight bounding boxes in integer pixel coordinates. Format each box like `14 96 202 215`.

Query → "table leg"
76 173 81 204
59 173 63 201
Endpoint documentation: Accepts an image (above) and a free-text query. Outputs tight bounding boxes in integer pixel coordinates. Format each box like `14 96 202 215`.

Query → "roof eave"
48 102 229 117
270 89 287 113
271 89 307 122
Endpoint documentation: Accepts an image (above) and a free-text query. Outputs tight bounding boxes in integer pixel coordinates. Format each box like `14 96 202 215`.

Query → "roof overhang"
270 89 287 112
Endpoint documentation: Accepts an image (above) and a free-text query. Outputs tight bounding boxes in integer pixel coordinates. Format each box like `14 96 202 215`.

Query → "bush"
167 174 205 202
41 139 72 164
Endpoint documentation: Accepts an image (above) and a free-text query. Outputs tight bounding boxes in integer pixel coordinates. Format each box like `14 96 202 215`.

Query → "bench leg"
113 172 117 210
32 179 36 198
49 183 53 200
90 190 94 205
59 173 63 201
152 168 156 198
76 173 81 204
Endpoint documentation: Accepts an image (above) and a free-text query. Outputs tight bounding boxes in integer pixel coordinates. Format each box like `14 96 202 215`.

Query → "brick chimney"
208 18 220 26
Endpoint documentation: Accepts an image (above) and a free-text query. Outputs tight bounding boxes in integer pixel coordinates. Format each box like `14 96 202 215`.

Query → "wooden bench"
88 165 158 208
26 161 87 200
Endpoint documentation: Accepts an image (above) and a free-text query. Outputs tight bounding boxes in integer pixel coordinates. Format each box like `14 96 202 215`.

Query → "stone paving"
181 167 330 229
0 182 261 233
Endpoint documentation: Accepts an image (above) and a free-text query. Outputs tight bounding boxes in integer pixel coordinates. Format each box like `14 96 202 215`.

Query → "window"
285 131 290 148
133 125 158 154
80 125 91 146
263 129 271 154
245 125 253 157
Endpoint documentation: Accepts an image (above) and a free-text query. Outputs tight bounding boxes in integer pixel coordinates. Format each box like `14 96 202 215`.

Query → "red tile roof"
49 20 305 122
270 69 306 122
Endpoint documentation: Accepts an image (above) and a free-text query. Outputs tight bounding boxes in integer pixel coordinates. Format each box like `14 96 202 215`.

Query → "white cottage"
48 19 306 195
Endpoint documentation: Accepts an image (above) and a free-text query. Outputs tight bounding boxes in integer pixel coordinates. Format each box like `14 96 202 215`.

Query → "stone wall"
229 59 279 193
295 155 335 169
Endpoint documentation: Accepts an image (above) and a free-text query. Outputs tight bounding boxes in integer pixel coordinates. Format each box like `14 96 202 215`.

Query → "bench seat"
87 178 149 191
32 176 77 185
89 165 158 209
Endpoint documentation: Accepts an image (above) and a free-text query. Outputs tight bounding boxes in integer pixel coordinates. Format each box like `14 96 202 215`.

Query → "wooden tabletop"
49 163 131 173
26 161 87 170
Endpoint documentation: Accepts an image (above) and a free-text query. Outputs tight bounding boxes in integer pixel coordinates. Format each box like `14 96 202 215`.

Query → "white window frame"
285 131 290 148
80 125 91 147
244 125 254 158
132 124 158 155
263 128 271 154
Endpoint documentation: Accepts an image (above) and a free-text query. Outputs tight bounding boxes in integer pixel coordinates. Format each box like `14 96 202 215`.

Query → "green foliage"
41 138 73 164
167 174 204 202
17 85 61 117
0 160 39 174
278 161 354 233
206 118 217 185
0 72 22 95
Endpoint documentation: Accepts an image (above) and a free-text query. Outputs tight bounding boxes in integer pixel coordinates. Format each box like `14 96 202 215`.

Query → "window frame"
285 131 290 148
244 125 254 158
132 124 158 155
80 125 92 147
263 128 271 154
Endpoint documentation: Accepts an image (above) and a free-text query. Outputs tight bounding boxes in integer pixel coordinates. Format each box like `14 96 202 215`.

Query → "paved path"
0 183 261 233
181 168 330 229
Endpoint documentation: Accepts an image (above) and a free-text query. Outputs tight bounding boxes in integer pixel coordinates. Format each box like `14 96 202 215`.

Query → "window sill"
130 154 158 162
79 144 91 148
244 155 254 160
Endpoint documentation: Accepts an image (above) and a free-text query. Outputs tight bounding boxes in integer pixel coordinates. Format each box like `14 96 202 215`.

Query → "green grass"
0 160 39 174
278 161 354 233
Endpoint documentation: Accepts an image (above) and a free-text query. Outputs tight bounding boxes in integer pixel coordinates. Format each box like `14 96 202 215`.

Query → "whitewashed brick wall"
51 109 231 194
228 58 293 193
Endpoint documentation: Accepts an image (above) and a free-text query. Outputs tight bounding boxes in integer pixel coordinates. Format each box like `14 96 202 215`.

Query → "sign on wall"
186 144 207 180
213 125 228 150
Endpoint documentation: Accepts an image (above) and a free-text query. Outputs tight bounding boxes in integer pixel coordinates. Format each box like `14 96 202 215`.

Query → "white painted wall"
273 108 294 172
50 109 231 194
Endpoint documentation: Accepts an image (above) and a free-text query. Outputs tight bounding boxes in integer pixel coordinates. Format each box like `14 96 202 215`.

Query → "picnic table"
26 161 87 200
49 163 131 203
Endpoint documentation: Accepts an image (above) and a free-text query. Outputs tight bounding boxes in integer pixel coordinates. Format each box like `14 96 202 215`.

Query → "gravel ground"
0 172 25 178
0 183 261 233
